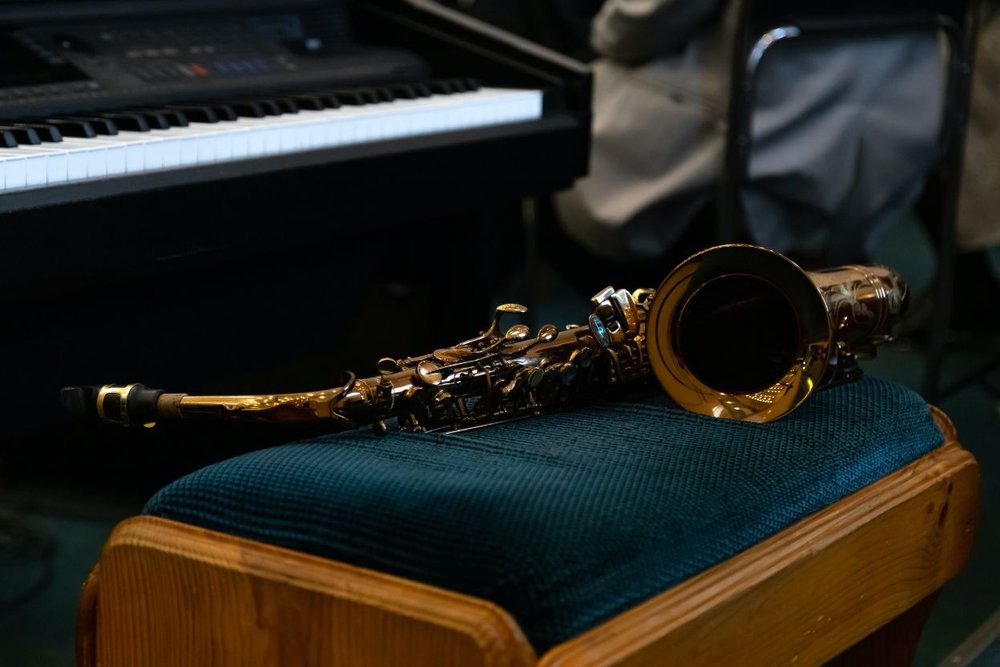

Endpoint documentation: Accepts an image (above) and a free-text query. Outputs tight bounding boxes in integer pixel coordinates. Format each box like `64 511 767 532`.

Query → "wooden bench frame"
77 407 979 666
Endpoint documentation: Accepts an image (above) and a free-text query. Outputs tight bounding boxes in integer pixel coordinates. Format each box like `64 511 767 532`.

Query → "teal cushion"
144 376 942 652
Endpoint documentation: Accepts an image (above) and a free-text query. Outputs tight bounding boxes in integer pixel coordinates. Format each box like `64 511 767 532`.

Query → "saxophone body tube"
62 319 647 433
62 244 909 432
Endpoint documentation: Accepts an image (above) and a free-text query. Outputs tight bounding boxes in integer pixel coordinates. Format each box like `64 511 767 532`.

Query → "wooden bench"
76 407 978 666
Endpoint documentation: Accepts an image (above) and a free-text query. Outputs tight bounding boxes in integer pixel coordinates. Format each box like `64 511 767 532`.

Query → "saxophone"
62 244 908 433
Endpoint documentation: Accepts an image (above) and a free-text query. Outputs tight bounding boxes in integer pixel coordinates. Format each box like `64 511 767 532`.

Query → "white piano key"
125 144 145 173
53 139 102 182
0 147 44 186
263 127 282 155
179 136 200 165
21 149 49 186
142 132 168 170
0 144 68 185
3 154 28 190
161 136 182 168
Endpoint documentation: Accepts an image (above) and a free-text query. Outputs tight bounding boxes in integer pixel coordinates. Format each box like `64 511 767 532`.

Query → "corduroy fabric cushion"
145 376 942 653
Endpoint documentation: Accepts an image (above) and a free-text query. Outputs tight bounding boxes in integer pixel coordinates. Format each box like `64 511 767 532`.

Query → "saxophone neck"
160 376 373 428
66 373 377 429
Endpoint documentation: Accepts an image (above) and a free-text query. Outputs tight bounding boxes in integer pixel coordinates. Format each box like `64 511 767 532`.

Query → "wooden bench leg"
76 565 99 667
826 593 938 667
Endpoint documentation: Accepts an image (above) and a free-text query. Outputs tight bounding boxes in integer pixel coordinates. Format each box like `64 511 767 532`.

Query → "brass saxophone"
62 244 908 432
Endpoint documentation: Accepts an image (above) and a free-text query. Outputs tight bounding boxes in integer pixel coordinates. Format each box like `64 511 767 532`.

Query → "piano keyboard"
0 84 542 193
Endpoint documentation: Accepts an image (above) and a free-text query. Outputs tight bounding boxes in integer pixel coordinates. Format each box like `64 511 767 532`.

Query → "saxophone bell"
647 244 907 422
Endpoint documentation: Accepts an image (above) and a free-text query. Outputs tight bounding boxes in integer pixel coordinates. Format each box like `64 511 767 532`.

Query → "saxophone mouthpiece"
60 385 100 420
60 383 166 427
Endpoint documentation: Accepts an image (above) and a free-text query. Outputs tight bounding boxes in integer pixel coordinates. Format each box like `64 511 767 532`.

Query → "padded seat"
144 376 944 654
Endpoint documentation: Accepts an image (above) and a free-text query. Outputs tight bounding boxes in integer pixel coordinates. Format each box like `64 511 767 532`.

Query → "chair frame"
716 0 979 400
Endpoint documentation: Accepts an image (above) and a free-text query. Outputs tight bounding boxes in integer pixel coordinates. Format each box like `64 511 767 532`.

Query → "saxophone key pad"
537 324 558 342
415 360 444 386
505 324 530 341
588 313 611 348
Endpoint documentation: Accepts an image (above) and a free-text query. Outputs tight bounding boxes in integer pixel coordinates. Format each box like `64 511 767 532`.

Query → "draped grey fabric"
557 1 944 263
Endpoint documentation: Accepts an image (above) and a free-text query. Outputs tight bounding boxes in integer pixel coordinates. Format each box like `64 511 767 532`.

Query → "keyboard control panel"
0 8 427 115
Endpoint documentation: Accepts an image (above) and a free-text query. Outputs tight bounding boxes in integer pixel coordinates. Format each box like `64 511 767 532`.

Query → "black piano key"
390 84 418 100
428 80 451 95
156 109 189 127
308 93 342 109
0 125 41 145
0 129 18 148
255 100 282 116
448 78 481 93
168 106 219 123
358 88 391 104
208 104 238 121
412 82 433 98
43 118 97 138
67 116 119 135
428 80 455 95
228 100 268 118
327 90 366 106
15 123 62 142
101 113 151 132
129 110 171 130
288 94 327 111
274 98 299 114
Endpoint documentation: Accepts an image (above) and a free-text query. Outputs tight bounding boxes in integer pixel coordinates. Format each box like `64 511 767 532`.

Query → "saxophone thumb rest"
62 244 909 432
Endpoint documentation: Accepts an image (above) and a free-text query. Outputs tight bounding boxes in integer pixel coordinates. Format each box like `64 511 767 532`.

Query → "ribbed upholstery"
145 376 942 652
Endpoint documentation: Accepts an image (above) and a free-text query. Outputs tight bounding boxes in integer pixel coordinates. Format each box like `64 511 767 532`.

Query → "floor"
0 225 997 666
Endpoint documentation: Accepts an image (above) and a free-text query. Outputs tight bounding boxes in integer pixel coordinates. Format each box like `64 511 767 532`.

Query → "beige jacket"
958 4 1000 251
557 0 944 263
